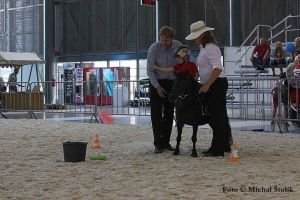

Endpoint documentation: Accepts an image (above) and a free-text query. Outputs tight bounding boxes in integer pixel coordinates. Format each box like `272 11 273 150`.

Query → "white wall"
224 46 255 76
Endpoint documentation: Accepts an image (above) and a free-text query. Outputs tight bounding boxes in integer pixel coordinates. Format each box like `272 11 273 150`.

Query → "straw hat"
185 21 215 40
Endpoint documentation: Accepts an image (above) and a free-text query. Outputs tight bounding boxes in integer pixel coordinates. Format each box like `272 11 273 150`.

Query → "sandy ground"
0 119 300 200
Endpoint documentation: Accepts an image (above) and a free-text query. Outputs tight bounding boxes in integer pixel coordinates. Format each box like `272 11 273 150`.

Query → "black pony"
168 72 209 157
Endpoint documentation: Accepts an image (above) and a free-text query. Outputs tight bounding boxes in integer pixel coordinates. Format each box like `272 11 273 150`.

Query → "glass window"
138 59 148 80
94 61 108 68
120 60 136 81
109 60 120 68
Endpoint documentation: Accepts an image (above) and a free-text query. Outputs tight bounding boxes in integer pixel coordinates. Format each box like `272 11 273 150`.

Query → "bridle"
172 82 196 104
169 73 199 104
174 93 189 104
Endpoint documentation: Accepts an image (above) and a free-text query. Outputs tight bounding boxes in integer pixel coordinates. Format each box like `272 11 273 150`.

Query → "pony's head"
168 72 198 103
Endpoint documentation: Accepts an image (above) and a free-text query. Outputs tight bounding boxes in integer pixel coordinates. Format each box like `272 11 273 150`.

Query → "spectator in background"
271 72 288 127
8 67 19 92
286 55 300 80
270 41 286 76
285 37 300 65
286 55 300 126
294 37 300 58
0 75 6 106
250 38 271 70
0 76 6 92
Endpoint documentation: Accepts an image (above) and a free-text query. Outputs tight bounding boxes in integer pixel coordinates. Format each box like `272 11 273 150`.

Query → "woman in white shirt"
186 20 233 157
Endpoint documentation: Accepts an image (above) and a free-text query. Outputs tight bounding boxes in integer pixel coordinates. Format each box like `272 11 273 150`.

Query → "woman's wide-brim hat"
185 21 215 40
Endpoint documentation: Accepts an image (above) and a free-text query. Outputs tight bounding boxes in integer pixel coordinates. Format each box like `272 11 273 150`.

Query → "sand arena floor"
0 119 300 200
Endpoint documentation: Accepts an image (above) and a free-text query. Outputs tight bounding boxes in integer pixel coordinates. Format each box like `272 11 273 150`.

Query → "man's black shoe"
154 147 163 154
163 143 175 151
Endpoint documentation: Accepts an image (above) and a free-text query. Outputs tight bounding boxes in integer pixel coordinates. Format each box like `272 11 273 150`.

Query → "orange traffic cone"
229 144 240 163
91 134 101 150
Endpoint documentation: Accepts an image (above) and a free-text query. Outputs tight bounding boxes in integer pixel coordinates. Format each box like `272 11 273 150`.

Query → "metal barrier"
227 76 275 120
0 80 150 121
0 82 41 119
1 78 299 133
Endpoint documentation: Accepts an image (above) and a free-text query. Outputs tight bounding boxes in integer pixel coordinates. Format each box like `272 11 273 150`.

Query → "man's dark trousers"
150 79 174 148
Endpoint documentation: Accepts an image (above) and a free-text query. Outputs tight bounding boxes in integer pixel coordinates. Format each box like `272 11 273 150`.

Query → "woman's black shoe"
203 152 224 157
201 148 212 155
163 143 175 151
154 147 163 154
224 147 231 153
202 147 231 154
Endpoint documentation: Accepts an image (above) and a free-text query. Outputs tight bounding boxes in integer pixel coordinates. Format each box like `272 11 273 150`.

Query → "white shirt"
196 43 225 84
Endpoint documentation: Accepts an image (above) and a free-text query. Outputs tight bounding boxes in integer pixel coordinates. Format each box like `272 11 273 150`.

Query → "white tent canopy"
0 52 45 89
0 52 45 66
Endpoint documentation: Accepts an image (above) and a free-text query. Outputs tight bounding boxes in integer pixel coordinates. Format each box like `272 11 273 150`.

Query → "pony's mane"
169 72 200 103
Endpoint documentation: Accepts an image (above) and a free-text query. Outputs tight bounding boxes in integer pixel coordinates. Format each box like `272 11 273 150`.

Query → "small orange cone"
229 144 240 163
91 134 101 150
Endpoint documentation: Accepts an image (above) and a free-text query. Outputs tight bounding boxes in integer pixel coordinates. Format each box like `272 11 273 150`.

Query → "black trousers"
149 79 174 147
206 78 232 153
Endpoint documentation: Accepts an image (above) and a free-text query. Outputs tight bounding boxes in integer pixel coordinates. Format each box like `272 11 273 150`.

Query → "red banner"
140 0 156 6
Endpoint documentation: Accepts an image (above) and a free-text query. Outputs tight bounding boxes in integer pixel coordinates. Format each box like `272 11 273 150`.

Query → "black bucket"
63 141 88 162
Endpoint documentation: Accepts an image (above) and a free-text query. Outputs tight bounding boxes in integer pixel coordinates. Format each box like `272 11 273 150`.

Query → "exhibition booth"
0 52 45 113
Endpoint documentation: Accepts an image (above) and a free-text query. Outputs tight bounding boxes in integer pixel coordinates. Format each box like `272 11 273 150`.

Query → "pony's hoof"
173 151 179 155
191 152 198 157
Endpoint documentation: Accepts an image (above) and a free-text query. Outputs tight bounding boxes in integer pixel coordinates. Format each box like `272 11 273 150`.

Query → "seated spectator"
294 37 300 58
270 41 286 76
250 38 271 70
271 73 288 126
286 37 300 65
